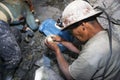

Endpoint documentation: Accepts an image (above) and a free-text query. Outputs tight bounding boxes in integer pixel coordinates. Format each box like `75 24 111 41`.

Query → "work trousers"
0 20 21 73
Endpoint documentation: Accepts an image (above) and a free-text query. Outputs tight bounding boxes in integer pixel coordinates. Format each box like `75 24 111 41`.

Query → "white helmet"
62 0 102 29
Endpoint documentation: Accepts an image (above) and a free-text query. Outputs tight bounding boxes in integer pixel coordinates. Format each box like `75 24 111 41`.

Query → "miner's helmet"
60 0 102 30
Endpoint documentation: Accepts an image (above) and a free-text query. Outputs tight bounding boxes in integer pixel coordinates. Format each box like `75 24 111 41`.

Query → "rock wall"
88 0 120 41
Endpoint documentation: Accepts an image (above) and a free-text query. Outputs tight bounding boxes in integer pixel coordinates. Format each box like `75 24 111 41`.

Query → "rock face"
88 0 120 41
13 0 120 80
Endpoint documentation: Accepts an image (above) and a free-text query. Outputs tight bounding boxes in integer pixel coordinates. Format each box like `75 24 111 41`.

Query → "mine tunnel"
0 0 120 80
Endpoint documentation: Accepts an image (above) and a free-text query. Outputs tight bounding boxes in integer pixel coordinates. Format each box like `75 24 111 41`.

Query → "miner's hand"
45 38 60 53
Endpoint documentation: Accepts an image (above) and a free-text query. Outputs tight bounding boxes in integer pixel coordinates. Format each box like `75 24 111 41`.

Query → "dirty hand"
24 29 34 43
51 35 64 43
23 27 34 42
45 37 60 53
26 29 34 37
